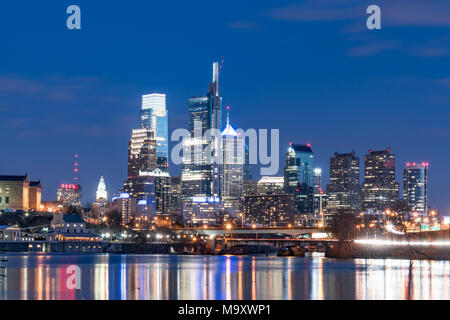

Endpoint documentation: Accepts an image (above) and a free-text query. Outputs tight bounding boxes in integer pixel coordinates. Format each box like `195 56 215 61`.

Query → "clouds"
266 0 450 57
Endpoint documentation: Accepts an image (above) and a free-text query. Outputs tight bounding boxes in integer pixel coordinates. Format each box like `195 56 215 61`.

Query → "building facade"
362 148 399 213
243 194 295 227
257 176 285 195
0 175 42 211
57 184 82 208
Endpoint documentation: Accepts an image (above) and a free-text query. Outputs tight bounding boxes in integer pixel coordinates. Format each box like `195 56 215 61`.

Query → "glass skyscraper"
182 62 223 199
140 93 168 171
403 162 428 215
284 144 315 217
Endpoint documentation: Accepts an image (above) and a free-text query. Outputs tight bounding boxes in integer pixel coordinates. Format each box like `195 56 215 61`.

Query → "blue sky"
0 0 449 213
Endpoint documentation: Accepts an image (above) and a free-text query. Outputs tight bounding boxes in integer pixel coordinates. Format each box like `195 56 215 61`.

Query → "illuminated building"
127 128 157 178
182 197 232 227
95 173 108 201
362 148 399 213
57 184 82 208
49 213 101 243
326 151 362 213
170 176 182 214
107 193 137 226
257 176 285 195
284 144 315 216
182 61 223 199
221 109 244 200
314 168 322 194
140 93 169 171
0 175 42 211
243 180 258 196
403 162 428 215
243 194 295 227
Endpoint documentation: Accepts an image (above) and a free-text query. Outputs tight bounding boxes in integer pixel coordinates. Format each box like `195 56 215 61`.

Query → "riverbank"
325 241 450 261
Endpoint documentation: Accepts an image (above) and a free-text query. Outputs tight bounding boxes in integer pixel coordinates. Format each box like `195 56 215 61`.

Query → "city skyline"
1 1 449 214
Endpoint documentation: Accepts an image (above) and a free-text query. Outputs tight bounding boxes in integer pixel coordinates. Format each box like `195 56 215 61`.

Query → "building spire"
96 173 108 201
226 105 230 127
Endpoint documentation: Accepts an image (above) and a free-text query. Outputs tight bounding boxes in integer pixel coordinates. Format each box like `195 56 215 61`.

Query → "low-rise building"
0 175 42 211
0 225 22 241
48 213 101 242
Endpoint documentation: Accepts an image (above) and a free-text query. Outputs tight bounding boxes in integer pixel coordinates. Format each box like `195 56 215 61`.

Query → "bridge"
173 226 327 237
222 237 338 252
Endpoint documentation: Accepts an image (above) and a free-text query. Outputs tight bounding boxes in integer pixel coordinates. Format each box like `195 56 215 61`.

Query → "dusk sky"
1 1 449 213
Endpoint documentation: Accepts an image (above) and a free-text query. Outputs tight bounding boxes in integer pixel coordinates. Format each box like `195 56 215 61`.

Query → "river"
0 253 448 300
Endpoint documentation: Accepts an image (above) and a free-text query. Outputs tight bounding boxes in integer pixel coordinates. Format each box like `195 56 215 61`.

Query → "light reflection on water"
0 253 448 300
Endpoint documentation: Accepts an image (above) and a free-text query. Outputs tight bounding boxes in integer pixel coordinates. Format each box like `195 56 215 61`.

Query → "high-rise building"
140 93 168 171
362 148 399 213
403 162 428 215
221 109 244 200
127 129 157 178
326 151 361 213
57 184 82 208
257 177 285 195
314 168 322 194
182 62 223 199
92 173 108 218
284 144 315 216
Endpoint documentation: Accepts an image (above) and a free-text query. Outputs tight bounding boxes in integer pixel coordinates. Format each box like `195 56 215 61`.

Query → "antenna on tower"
219 56 225 73
74 154 79 183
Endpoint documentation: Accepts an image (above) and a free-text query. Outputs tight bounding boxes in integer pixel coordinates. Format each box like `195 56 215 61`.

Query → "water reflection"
0 253 448 300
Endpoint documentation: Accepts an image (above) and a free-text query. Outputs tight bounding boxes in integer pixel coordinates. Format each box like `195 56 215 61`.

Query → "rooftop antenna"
226 105 230 127
74 154 79 183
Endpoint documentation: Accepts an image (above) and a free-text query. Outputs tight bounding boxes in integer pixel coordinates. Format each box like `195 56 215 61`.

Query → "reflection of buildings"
362 148 399 213
326 151 362 214
284 144 315 218
257 177 284 195
403 162 428 215
57 184 82 208
0 175 42 211
243 194 295 227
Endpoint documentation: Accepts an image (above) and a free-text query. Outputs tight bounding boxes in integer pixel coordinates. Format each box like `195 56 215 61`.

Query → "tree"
105 209 122 229
330 209 357 241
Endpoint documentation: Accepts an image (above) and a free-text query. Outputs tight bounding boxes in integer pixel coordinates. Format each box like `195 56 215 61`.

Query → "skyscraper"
314 168 322 194
362 148 399 213
182 61 223 199
403 162 428 215
284 144 315 217
326 151 361 213
221 109 244 200
140 93 168 171
127 129 157 178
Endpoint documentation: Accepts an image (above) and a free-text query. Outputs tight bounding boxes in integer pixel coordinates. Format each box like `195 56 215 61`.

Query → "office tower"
243 143 253 181
57 184 82 208
326 151 362 213
403 162 428 215
242 179 258 196
182 61 223 199
124 128 170 216
221 109 244 200
140 93 169 171
314 168 322 194
243 194 295 227
284 144 315 216
362 148 399 213
257 177 285 195
96 174 108 202
127 129 157 178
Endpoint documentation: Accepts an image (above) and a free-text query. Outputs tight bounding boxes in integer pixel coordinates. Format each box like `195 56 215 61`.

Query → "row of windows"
0 197 10 204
